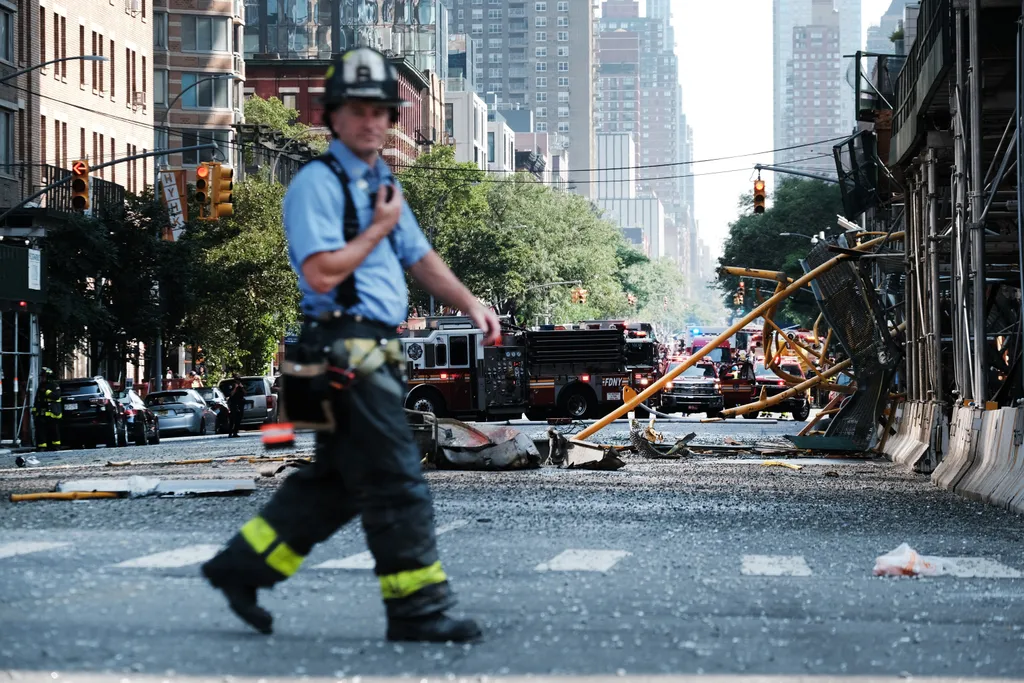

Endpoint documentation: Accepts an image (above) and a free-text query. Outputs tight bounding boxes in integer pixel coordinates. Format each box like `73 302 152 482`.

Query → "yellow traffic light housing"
70 160 90 211
753 179 766 214
195 162 212 216
212 165 234 219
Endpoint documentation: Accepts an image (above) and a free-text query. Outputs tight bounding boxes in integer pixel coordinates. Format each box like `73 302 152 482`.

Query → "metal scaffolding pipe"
928 147 944 403
953 10 971 397
907 173 918 401
970 0 987 401
1018 9 1024 394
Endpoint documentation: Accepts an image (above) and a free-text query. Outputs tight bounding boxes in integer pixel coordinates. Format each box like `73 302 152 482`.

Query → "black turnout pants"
205 321 454 620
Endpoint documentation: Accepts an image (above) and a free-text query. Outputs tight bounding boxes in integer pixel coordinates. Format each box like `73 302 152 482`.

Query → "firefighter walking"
33 367 62 451
201 47 501 643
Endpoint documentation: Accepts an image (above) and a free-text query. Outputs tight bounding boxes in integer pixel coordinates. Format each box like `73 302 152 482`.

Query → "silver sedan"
145 389 219 437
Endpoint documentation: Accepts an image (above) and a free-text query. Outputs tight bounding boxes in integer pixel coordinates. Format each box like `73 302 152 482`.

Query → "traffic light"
627 293 637 307
195 162 212 216
571 287 588 304
70 160 90 211
733 281 746 307
753 179 766 214
211 164 234 219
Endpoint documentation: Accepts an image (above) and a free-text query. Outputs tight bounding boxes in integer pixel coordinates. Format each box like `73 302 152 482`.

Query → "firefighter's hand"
370 183 403 235
471 305 502 347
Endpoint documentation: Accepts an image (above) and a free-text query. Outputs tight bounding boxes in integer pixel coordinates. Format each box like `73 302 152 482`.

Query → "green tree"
244 94 328 153
179 176 299 377
717 178 843 325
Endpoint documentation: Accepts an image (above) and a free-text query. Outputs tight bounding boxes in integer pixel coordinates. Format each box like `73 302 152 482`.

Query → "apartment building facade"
596 25 639 166
445 0 596 197
152 0 244 171
444 81 487 169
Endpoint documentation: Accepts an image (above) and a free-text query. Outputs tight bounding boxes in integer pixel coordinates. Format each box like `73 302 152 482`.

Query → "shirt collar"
328 139 393 182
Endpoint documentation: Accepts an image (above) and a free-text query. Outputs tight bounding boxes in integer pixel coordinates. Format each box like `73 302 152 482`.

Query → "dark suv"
59 377 128 449
660 362 725 417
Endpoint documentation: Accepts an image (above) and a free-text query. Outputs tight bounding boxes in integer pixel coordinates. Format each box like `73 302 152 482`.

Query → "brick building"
244 56 430 165
153 0 245 171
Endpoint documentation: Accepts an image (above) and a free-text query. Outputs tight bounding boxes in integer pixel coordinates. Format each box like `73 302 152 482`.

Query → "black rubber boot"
387 613 482 643
201 561 273 635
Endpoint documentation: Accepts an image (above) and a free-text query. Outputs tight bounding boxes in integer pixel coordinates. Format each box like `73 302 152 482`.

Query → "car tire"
198 418 207 436
118 421 129 448
558 385 596 419
106 419 119 448
792 402 811 421
134 422 148 447
743 411 761 420
406 388 447 418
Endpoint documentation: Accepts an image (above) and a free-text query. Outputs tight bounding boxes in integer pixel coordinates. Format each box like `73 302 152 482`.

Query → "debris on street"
5 476 260 502
761 460 803 471
873 542 941 577
432 419 540 470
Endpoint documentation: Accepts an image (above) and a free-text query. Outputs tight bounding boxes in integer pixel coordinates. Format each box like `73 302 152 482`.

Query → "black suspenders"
312 154 399 310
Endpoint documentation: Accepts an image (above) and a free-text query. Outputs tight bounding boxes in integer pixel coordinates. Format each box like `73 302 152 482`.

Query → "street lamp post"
159 73 236 168
0 55 107 84
780 231 826 243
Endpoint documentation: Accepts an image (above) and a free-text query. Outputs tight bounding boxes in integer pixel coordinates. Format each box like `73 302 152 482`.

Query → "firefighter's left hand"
471 305 502 346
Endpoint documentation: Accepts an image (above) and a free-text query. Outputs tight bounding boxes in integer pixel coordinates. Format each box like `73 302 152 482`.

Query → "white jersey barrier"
883 401 946 472
930 405 1024 514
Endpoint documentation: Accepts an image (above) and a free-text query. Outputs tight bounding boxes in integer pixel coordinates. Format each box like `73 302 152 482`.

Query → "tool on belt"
274 334 405 437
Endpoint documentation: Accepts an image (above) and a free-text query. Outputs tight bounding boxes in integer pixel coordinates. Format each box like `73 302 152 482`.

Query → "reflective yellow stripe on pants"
379 561 448 600
240 516 305 577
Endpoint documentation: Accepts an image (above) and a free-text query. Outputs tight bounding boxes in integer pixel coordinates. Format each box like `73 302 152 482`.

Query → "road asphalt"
1 421 1022 682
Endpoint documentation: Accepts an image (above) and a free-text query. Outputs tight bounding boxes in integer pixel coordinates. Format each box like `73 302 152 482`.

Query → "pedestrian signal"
71 160 90 211
212 165 234 219
753 179 766 214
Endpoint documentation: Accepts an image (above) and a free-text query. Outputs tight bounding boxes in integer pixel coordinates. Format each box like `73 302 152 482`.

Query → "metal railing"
39 165 125 214
891 0 953 141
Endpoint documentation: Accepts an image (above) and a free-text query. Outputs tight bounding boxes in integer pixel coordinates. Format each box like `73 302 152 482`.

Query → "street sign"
158 169 188 240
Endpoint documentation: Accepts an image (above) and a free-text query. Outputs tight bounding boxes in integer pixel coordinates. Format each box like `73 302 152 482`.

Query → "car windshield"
62 381 102 396
670 364 716 378
243 379 265 395
195 388 216 400
146 391 191 406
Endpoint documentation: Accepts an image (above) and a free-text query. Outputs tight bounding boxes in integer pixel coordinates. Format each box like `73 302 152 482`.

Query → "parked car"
194 386 231 434
145 389 218 437
660 362 725 417
116 389 161 446
59 377 128 449
218 376 279 428
753 361 811 421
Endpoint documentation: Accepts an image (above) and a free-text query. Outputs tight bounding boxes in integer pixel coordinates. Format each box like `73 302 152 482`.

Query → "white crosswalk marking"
535 549 631 573
932 557 1023 578
0 541 69 560
114 544 222 569
313 519 470 570
742 554 813 576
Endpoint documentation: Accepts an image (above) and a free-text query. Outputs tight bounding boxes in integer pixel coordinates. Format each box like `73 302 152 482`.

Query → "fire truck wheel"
406 388 447 418
558 385 596 419
743 410 761 419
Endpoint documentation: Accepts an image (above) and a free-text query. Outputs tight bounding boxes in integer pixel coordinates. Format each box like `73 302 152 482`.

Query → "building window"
535 17 546 27
488 52 502 62
489 67 502 78
444 103 454 137
488 131 494 163
556 16 568 26
181 129 231 165
535 31 546 41
557 1 568 9
536 76 547 87
536 92 547 102
488 38 502 47
0 9 11 63
154 12 168 49
471 24 482 34
558 106 568 117
282 93 296 110
181 15 230 52
536 107 546 118
488 23 501 33
535 47 546 57
535 62 546 71
0 109 12 172
557 122 569 133
558 77 569 86
471 8 483 18
536 122 547 132
558 91 569 102
557 61 568 72
487 9 501 18
535 1 546 10
557 46 568 57
557 31 568 41
181 73 229 108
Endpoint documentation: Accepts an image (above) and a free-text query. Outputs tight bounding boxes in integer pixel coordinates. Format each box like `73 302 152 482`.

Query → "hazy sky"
668 0 894 259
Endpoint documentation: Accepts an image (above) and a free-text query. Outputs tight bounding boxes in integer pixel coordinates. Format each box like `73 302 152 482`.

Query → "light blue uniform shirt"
283 139 432 327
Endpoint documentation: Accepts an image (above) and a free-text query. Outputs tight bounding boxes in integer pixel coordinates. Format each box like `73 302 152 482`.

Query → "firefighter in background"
33 367 62 451
201 47 500 643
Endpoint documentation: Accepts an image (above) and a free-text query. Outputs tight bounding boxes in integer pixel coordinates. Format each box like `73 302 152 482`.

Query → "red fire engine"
399 317 660 421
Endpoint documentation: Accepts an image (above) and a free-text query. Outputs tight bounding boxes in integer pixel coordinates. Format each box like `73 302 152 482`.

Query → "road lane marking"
742 554 813 576
313 519 469 570
931 557 1023 578
535 549 631 573
114 544 222 568
0 541 69 559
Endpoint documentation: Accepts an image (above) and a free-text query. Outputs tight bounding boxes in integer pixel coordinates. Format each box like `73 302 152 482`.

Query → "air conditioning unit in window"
126 0 141 15
133 91 146 108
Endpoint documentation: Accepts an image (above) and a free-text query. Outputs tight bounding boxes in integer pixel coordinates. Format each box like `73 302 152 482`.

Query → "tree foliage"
717 178 843 325
244 95 329 153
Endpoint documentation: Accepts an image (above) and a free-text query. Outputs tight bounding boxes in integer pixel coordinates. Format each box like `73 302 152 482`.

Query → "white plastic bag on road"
873 542 943 577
